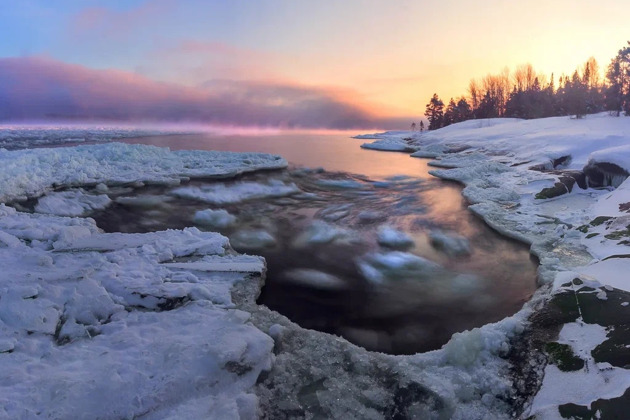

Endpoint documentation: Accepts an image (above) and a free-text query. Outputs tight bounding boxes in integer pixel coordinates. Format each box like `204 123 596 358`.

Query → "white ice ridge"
0 205 272 419
0 142 287 203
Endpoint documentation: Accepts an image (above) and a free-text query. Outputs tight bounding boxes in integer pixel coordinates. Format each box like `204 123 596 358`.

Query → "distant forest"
421 41 630 131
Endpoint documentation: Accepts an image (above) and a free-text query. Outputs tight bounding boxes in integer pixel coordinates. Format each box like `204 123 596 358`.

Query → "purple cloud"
0 57 410 130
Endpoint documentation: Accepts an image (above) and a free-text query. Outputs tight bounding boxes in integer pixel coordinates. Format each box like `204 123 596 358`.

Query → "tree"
424 94 444 130
410 122 417 131
606 42 630 116
419 121 425 132
566 70 588 118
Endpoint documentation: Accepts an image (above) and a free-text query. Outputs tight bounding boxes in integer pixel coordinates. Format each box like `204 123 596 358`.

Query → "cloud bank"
0 57 409 130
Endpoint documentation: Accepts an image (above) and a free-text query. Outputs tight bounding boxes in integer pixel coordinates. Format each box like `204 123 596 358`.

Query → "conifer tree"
424 94 444 130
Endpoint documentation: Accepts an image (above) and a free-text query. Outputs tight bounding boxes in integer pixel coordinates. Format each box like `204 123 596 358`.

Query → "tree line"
420 41 630 131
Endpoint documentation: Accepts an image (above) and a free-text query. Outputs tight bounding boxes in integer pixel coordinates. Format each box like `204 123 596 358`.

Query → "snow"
528 322 629 418
171 180 299 204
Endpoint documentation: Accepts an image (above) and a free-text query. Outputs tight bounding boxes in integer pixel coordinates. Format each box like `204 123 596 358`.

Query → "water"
108 132 537 354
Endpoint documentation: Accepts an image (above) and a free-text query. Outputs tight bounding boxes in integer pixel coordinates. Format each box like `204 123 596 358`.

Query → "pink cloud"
0 57 410 130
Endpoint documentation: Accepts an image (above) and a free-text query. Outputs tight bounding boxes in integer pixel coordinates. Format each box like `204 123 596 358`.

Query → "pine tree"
424 94 445 130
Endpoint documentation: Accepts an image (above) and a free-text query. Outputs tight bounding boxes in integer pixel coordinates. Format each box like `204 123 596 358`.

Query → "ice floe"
171 180 299 204
193 208 237 228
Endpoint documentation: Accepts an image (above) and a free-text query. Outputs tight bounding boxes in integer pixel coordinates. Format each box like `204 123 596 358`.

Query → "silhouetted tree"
419 121 425 132
425 94 444 130
606 42 630 116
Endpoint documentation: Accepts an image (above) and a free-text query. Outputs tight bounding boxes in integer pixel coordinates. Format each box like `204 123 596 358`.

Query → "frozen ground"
362 112 630 418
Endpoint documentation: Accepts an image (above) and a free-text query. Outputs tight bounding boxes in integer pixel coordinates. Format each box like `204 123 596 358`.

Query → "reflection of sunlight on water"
112 133 538 354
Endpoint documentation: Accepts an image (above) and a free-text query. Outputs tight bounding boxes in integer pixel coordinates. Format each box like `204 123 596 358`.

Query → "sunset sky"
1 0 628 129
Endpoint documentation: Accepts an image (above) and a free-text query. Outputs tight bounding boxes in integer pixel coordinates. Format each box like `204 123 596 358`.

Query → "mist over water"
108 132 537 354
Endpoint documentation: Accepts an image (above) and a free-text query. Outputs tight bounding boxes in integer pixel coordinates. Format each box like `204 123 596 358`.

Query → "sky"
0 0 628 129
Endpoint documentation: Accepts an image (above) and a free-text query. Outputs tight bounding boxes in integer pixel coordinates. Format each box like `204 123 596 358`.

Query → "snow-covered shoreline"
361 112 630 418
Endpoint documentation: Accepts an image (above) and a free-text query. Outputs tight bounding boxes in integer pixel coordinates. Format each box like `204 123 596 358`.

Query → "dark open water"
105 132 537 354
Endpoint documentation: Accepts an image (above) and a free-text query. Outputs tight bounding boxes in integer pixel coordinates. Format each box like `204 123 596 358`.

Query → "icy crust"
0 124 191 150
0 142 287 203
0 205 273 419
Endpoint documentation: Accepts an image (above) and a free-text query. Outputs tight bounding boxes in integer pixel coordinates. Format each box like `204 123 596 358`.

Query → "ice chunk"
377 226 415 250
429 230 471 256
280 268 348 290
115 195 172 208
356 251 442 284
292 221 353 247
193 209 237 229
35 189 111 216
171 180 299 204
230 229 276 250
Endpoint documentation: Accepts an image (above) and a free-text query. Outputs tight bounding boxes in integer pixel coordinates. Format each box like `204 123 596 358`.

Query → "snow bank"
0 142 287 203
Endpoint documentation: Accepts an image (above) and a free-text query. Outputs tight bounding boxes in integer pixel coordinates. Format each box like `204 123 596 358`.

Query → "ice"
429 230 471 256
171 180 299 204
0 124 192 150
230 229 277 251
35 189 111 216
193 208 237 228
115 195 173 208
356 251 442 284
279 268 348 290
292 220 354 247
376 226 415 250
0 209 273 418
0 142 287 203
